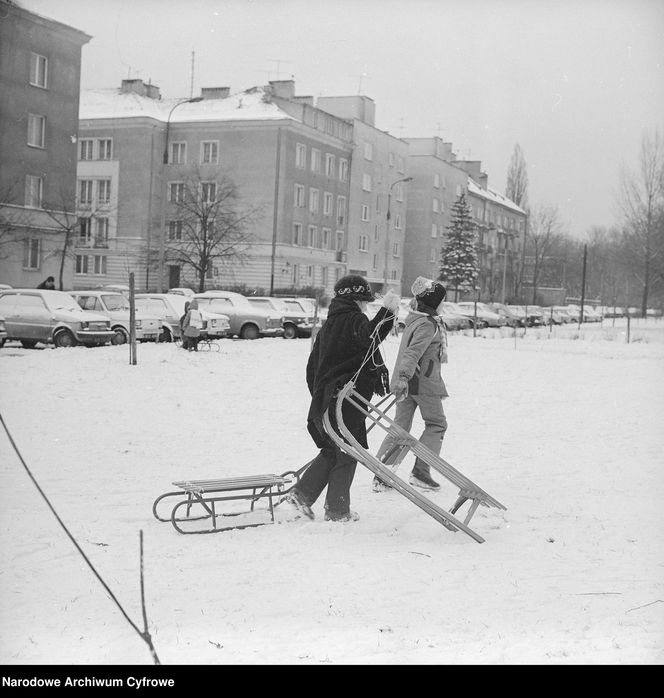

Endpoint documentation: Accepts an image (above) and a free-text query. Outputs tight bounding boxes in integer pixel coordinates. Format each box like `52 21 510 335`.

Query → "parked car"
283 297 328 323
134 293 231 342
0 314 7 348
456 301 506 328
507 305 546 327
246 296 314 338
551 306 576 323
539 307 567 325
194 291 284 339
0 283 12 290
0 289 115 348
71 291 163 344
487 302 522 327
167 287 195 297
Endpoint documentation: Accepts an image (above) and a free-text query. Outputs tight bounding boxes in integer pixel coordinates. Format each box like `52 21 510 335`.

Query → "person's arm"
390 320 435 400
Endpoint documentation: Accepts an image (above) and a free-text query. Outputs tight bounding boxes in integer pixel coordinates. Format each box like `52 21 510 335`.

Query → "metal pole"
129 272 137 365
384 177 412 293
578 243 587 329
501 234 508 304
269 127 282 296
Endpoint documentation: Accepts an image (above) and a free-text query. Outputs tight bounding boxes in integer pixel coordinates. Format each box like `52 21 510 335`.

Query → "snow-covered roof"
467 177 526 215
79 86 296 124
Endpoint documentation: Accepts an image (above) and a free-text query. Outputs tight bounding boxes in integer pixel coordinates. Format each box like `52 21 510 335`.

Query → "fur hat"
333 274 375 301
411 276 447 309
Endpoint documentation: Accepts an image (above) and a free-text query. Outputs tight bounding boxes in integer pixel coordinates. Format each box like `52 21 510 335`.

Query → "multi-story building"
75 78 354 296
317 96 411 295
458 160 527 303
401 137 469 295
0 0 90 288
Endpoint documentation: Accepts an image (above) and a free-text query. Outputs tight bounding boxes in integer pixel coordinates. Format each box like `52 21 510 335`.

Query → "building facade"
0 0 90 289
74 79 354 296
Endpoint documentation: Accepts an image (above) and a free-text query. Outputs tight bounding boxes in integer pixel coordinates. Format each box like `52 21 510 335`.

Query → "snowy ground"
0 318 662 665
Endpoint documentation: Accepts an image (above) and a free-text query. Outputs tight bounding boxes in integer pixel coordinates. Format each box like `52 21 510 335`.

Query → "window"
78 217 92 245
393 242 400 256
388 152 395 167
362 173 372 192
432 198 439 213
294 184 305 208
292 222 303 245
431 223 438 238
323 192 333 216
95 218 109 247
430 247 437 263
395 184 404 202
170 142 186 164
79 180 93 206
201 141 219 164
97 180 111 204
456 184 462 196
359 234 368 252
93 255 107 275
168 221 183 241
75 255 89 274
325 153 335 177
308 225 317 248
292 263 299 284
397 156 405 173
98 139 112 160
336 230 345 250
339 158 349 182
322 228 331 250
27 114 45 148
201 182 216 203
372 254 377 270
295 143 306 168
394 213 402 230
374 224 379 241
391 269 398 280
361 204 370 222
309 188 319 213
336 196 346 226
434 173 440 188
376 194 381 213
23 238 40 269
169 182 185 202
79 139 94 160
25 175 43 208
311 148 322 172
29 53 48 88
364 142 373 161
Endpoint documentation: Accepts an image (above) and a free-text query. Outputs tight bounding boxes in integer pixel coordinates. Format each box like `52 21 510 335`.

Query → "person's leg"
376 395 417 466
295 446 336 506
411 395 447 480
323 447 357 517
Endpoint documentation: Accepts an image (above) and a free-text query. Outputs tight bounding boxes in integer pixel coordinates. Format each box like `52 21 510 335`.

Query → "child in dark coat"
285 275 400 522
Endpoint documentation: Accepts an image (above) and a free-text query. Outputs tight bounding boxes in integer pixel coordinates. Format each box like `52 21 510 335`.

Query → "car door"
16 293 53 341
0 293 19 337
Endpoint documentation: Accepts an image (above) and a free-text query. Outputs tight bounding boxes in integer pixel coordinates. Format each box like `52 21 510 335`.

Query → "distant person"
284 275 400 522
373 276 449 492
37 276 55 290
181 299 203 351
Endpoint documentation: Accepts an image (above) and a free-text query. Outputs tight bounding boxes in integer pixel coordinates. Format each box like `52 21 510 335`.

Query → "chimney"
201 87 230 99
120 78 161 100
268 79 295 100
293 95 314 106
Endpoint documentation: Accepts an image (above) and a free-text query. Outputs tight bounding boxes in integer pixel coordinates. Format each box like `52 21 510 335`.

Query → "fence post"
129 273 137 365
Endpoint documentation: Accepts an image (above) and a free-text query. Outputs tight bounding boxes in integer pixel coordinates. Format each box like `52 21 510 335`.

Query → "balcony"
335 250 347 263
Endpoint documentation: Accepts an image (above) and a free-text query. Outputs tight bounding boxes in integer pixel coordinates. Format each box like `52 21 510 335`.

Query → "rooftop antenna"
190 50 195 98
266 58 292 80
356 72 369 94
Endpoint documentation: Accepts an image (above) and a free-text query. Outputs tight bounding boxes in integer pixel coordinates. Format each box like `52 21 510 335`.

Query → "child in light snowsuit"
373 276 449 491
181 299 203 351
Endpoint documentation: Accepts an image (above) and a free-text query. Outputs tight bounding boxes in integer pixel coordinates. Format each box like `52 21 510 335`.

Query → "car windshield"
282 300 304 313
248 298 274 310
49 293 83 312
102 295 130 311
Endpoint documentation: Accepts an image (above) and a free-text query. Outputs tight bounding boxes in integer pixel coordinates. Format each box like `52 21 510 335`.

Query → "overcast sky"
20 0 664 236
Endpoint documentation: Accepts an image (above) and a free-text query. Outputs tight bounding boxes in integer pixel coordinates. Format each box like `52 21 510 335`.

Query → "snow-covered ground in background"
1 318 662 665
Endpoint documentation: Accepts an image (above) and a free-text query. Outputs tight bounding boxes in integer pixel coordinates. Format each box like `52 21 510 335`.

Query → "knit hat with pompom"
411 276 447 309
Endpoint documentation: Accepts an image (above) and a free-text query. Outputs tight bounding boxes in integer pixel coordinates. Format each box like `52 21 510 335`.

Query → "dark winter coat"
306 296 394 448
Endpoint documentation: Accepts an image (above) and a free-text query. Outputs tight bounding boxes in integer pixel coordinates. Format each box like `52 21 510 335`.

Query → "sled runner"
152 465 309 534
323 380 507 544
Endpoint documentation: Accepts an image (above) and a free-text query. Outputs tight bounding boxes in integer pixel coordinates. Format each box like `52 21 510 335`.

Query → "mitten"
391 376 409 402
382 289 400 314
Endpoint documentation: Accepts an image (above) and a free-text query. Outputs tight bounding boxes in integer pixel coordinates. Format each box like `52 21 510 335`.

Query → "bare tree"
525 204 565 304
505 144 529 302
165 171 262 293
617 128 664 315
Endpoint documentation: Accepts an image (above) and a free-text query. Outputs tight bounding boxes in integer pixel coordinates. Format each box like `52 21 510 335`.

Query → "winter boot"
324 509 360 522
372 476 393 493
409 471 440 491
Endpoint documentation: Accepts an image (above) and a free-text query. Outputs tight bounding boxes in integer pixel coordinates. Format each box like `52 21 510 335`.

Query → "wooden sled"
152 466 308 534
323 381 507 544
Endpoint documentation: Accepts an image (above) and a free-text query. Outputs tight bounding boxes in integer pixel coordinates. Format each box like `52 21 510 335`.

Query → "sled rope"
0 411 161 665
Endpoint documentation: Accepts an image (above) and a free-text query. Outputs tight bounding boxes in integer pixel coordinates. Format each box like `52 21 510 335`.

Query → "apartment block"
0 0 90 288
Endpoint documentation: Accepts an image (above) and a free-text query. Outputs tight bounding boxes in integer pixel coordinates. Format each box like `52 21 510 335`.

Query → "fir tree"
438 192 479 300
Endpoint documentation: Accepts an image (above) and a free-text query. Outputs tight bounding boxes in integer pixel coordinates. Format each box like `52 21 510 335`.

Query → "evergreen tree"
438 192 479 300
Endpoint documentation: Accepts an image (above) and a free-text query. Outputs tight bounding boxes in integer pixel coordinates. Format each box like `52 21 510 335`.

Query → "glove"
391 376 409 402
382 289 400 314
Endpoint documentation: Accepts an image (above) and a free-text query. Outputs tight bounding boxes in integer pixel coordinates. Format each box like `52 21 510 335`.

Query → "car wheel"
111 327 129 345
158 327 173 343
53 329 77 348
240 323 260 340
20 339 38 349
282 324 297 340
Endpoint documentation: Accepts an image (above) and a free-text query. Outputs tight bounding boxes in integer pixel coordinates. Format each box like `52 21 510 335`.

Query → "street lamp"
500 232 513 304
384 176 413 293
157 97 203 292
